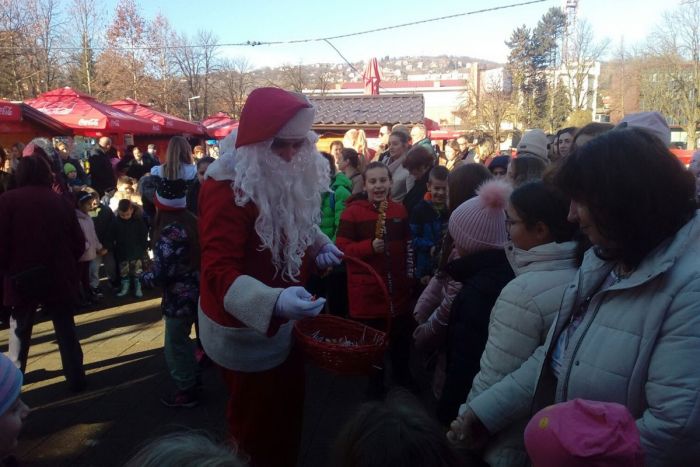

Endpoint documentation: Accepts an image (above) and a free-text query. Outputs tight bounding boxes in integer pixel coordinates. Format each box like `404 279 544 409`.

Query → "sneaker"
160 388 199 408
90 287 104 300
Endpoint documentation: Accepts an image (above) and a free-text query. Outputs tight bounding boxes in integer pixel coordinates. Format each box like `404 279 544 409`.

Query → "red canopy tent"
202 112 239 139
26 88 164 149
109 98 205 136
0 99 73 147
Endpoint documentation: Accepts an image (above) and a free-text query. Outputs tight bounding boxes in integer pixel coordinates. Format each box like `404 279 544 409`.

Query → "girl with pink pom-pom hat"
435 179 516 424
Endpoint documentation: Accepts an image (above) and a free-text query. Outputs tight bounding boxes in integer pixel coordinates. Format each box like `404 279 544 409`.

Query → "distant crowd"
1 106 700 467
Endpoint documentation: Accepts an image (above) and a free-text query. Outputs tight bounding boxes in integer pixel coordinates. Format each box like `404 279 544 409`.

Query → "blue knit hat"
0 354 22 416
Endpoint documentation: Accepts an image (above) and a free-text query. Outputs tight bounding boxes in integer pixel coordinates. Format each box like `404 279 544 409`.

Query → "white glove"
315 243 344 269
273 286 325 320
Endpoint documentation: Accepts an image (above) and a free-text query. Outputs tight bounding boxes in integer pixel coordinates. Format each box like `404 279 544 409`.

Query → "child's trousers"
163 315 198 390
119 259 143 279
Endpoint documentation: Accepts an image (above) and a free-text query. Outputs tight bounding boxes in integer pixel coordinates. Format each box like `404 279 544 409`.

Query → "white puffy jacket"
466 241 577 467
468 212 700 467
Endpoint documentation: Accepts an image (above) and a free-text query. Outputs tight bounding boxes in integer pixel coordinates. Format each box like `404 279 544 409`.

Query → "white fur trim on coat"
223 275 284 334
198 306 293 372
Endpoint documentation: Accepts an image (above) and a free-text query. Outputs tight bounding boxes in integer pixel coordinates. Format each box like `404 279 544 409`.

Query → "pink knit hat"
448 179 511 255
0 354 22 416
524 399 644 467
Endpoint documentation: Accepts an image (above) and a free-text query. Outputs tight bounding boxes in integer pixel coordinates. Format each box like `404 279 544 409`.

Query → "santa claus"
198 87 343 467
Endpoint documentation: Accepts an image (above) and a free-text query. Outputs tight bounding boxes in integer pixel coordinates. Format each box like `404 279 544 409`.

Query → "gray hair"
124 431 247 467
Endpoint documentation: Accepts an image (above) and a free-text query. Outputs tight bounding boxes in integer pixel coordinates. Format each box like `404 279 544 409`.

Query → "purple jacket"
0 186 85 307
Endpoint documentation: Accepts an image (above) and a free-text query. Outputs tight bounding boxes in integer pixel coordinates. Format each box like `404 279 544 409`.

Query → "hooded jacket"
468 212 700 467
466 240 578 467
320 172 352 241
437 249 514 425
336 197 413 318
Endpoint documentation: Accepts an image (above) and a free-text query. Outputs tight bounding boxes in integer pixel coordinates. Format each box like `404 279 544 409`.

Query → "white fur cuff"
223 275 284 334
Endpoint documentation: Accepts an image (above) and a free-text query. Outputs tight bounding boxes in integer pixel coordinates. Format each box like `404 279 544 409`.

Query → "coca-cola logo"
152 125 160 132
39 103 75 115
78 118 99 127
0 105 15 116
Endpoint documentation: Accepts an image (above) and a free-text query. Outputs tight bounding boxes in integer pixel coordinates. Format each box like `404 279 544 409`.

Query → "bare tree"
0 0 33 99
147 13 182 114
68 0 104 95
100 0 149 100
279 62 309 92
454 75 513 140
197 29 219 118
215 57 254 118
642 1 700 148
562 19 609 111
25 0 66 95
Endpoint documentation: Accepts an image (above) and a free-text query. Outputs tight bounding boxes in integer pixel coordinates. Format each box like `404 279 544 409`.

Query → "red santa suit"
198 88 335 467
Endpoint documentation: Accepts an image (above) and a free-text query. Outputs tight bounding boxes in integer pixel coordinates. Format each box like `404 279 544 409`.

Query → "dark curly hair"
554 127 696 267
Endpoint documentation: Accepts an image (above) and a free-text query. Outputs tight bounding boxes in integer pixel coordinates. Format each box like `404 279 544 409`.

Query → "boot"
133 278 143 298
116 278 130 297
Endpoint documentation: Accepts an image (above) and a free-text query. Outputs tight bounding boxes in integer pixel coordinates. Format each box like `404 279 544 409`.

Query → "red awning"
26 87 163 136
202 112 239 139
0 99 73 135
110 98 205 136
428 129 464 140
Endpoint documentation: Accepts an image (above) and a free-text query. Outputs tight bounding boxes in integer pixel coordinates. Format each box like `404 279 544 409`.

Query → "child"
319 152 352 241
331 389 460 467
112 199 149 298
186 156 215 215
410 165 449 285
109 175 141 211
524 399 644 467
0 353 30 461
412 164 493 399
140 179 201 407
336 162 413 389
75 191 106 304
433 179 515 425
336 161 413 318
64 162 86 192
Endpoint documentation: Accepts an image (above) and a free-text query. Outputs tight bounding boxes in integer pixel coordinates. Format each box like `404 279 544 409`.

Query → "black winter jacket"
437 249 514 425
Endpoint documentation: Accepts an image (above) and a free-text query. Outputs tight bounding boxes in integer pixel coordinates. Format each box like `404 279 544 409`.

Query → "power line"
0 0 549 52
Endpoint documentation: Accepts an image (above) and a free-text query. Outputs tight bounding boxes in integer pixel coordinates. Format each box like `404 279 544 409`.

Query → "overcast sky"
112 0 674 68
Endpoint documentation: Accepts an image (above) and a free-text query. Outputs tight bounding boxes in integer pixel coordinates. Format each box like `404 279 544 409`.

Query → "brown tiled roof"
309 94 424 130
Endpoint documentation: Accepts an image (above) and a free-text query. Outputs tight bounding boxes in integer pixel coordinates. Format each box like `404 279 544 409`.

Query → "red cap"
235 87 314 148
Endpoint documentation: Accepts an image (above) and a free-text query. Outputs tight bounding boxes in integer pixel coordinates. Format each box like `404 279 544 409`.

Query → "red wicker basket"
294 256 391 376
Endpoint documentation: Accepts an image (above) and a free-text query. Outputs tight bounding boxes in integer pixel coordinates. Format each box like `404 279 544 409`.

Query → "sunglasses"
271 138 306 150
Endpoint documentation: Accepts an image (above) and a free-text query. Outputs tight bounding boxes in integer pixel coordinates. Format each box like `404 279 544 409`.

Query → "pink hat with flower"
524 399 644 467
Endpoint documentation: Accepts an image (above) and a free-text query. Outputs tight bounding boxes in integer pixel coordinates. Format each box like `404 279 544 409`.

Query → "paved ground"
2 288 370 467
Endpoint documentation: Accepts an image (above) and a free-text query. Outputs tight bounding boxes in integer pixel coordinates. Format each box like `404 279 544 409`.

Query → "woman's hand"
446 408 490 450
372 238 385 254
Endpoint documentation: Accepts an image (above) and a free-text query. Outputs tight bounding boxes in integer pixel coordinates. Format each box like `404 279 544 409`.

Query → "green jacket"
320 173 352 241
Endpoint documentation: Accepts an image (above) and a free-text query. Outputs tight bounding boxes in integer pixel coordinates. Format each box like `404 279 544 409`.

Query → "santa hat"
235 87 315 148
448 179 511 255
525 399 644 467
154 178 187 211
0 353 22 416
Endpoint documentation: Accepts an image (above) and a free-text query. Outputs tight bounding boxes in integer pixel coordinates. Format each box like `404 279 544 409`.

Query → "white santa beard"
232 140 330 282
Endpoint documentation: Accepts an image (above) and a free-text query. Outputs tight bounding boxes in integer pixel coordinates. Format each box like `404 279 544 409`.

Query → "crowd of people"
1 85 700 467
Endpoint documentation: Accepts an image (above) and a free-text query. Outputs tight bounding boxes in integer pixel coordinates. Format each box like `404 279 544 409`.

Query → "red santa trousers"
220 349 305 467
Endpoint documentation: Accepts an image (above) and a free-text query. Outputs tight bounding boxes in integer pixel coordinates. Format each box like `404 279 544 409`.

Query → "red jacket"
199 179 313 333
336 198 412 318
